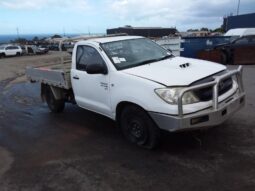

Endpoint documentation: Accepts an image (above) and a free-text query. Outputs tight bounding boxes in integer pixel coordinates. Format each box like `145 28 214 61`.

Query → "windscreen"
100 38 172 70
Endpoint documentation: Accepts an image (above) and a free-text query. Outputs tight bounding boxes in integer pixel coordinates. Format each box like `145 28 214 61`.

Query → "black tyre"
16 52 21 56
45 86 65 113
119 105 161 149
0 53 5 58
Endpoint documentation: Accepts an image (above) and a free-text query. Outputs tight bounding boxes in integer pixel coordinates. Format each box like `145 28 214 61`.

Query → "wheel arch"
115 101 147 125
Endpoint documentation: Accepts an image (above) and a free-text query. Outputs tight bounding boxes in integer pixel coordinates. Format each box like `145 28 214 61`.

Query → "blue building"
223 13 255 31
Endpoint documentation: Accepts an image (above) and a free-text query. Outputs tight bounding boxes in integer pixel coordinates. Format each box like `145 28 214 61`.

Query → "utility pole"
88 26 91 36
63 27 66 37
16 27 20 39
237 0 240 15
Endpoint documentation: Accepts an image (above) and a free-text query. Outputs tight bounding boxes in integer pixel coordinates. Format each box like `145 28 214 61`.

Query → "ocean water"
0 34 51 43
0 33 105 44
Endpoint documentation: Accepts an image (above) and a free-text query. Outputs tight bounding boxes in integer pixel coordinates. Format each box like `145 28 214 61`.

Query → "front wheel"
0 53 5 58
119 105 161 149
45 86 65 113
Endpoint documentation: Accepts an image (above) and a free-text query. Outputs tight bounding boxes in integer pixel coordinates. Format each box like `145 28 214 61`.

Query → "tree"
200 27 209 31
187 29 199 32
40 37 47 41
213 27 224 33
51 34 62 39
32 36 39 41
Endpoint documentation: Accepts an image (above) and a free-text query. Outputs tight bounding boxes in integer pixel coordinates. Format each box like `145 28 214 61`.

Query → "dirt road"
0 52 70 82
0 53 255 191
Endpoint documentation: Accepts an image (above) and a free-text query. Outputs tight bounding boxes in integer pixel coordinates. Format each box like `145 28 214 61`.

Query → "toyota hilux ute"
26 35 245 149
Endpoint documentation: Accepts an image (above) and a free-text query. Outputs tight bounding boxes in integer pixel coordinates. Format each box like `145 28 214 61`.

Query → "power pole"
63 27 66 37
237 0 240 15
88 26 91 36
16 27 20 39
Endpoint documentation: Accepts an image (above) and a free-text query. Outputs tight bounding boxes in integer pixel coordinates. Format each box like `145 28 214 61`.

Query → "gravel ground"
0 51 70 82
0 53 255 191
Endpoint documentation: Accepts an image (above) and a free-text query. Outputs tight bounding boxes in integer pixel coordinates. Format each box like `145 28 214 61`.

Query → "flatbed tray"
26 62 72 89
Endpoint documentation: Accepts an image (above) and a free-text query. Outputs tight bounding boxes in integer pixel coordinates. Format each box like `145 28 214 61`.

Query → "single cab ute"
26 35 245 149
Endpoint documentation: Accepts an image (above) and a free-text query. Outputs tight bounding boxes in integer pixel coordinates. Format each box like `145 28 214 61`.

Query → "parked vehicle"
198 35 255 65
26 35 245 149
38 45 49 54
20 45 27 55
0 45 22 58
22 45 49 55
48 44 60 51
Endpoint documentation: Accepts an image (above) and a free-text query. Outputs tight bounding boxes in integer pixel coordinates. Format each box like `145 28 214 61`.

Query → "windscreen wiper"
157 54 173 61
133 55 173 68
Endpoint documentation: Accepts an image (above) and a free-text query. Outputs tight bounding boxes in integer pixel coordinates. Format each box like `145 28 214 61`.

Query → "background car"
0 45 22 58
48 44 59 51
198 35 255 65
38 45 49 54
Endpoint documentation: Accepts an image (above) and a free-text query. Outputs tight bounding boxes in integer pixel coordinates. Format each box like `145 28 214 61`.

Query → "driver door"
71 45 111 117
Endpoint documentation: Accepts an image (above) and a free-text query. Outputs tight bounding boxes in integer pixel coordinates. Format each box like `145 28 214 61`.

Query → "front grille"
193 77 233 102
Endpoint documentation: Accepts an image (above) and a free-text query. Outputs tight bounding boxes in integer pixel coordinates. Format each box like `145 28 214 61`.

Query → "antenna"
237 0 240 15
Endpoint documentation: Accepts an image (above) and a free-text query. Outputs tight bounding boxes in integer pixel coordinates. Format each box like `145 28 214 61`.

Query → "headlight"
155 88 199 105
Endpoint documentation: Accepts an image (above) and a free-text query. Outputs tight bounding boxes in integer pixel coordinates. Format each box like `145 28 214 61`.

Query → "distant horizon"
0 33 105 36
0 33 106 43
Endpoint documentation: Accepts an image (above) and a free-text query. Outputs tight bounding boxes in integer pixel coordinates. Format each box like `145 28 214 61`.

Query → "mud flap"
41 84 64 102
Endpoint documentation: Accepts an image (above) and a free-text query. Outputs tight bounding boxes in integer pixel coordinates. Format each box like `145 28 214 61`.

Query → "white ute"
26 35 245 149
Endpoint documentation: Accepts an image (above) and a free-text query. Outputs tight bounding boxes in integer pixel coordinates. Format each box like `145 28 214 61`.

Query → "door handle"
73 75 80 80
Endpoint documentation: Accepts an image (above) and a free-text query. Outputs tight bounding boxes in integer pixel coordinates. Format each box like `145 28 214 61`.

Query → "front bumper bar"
149 66 245 132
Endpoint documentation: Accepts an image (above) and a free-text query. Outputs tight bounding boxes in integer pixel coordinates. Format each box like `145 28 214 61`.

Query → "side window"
5 46 11 50
76 46 106 71
234 37 249 45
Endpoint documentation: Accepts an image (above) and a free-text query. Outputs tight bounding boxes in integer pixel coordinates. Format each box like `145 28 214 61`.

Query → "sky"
0 0 254 35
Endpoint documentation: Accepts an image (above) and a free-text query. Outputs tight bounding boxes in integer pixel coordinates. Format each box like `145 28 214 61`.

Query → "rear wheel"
119 105 161 149
45 86 65 113
16 52 21 56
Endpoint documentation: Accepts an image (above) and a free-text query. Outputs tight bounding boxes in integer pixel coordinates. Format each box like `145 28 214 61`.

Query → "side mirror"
86 63 107 75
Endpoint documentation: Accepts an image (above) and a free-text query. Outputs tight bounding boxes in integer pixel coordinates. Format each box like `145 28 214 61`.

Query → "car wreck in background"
198 35 255 65
197 28 255 65
22 45 49 55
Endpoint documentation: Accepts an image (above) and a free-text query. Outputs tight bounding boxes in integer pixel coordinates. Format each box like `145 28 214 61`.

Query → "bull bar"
177 66 244 117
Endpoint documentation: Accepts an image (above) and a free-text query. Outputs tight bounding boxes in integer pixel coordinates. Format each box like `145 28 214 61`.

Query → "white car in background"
0 45 22 58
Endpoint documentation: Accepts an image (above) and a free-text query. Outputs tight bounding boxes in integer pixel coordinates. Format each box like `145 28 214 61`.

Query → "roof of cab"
78 35 144 44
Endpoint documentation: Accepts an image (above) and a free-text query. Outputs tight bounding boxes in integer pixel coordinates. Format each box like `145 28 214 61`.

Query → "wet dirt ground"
0 54 255 191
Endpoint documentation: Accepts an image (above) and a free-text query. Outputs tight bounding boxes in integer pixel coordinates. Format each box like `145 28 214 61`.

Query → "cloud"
0 0 254 33
105 0 255 30
0 0 90 11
